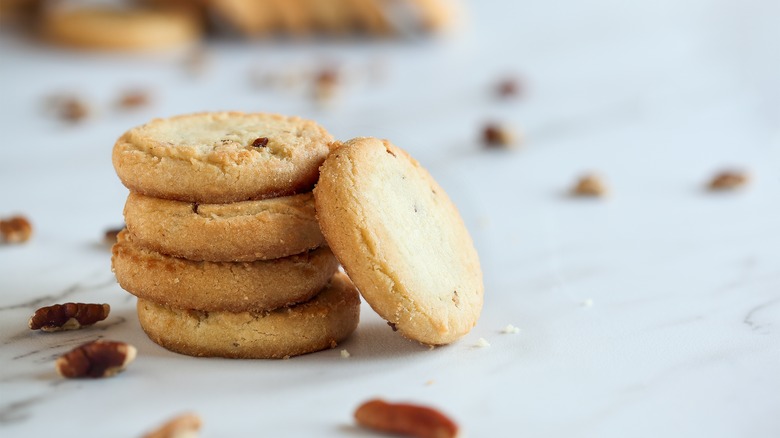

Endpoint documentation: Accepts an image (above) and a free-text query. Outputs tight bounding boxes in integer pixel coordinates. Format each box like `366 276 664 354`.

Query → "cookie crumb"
482 123 517 149
340 349 351 359
581 298 594 308
501 324 520 334
425 380 435 386
708 170 749 191
571 173 608 197
475 337 491 348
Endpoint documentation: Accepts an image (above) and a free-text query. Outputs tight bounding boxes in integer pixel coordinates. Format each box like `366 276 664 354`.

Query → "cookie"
314 137 483 345
112 230 338 312
208 0 280 36
123 191 324 262
345 0 392 35
112 112 335 203
41 6 201 51
136 272 360 359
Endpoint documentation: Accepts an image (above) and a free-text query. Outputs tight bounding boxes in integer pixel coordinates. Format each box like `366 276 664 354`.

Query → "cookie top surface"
113 112 334 203
314 137 483 345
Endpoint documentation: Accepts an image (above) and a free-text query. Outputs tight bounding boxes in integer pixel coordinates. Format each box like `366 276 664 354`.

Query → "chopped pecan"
482 123 517 149
251 137 269 147
118 90 150 109
56 340 136 378
709 170 749 191
571 173 608 197
142 413 202 438
58 97 89 122
104 226 124 244
0 215 32 244
354 399 459 438
29 303 110 332
496 77 522 98
314 68 339 102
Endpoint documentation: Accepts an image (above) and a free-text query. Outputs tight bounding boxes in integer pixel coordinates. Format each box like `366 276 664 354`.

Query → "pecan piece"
251 137 269 148
313 68 339 102
56 340 136 378
104 226 124 245
59 97 89 122
118 90 150 109
482 123 517 149
142 413 202 438
354 399 459 438
571 173 608 197
29 303 110 332
0 215 32 244
708 170 749 191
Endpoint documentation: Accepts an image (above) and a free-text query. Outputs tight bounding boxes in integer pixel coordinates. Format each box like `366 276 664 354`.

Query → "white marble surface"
2 0 780 436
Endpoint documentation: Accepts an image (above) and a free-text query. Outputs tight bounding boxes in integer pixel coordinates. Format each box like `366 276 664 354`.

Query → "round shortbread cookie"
112 112 335 203
123 191 324 262
314 137 483 345
41 6 200 51
112 230 338 312
137 272 360 359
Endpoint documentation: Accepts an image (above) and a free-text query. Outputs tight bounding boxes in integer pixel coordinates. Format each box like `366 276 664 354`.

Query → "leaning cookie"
314 137 483 345
112 112 335 203
137 273 360 359
112 230 338 312
41 6 201 51
123 191 324 262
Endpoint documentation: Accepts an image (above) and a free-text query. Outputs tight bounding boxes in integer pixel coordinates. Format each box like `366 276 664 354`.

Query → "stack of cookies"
111 112 360 359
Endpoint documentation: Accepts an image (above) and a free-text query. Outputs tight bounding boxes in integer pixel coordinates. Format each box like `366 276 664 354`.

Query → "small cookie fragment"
571 173 608 197
475 337 490 348
482 122 517 149
0 215 33 244
29 303 110 332
354 399 459 438
501 324 520 334
55 340 136 378
142 413 202 438
340 349 351 359
708 170 749 191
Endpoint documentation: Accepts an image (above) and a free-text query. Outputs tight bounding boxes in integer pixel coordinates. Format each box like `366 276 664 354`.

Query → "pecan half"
708 170 749 191
118 90 150 109
0 215 32 244
56 340 136 378
29 303 110 332
571 173 608 197
354 399 459 438
142 413 202 438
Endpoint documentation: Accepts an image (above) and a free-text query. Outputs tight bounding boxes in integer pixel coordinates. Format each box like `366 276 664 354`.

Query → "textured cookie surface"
124 191 324 261
112 230 338 312
314 137 483 345
112 112 334 203
137 272 360 359
41 6 200 51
